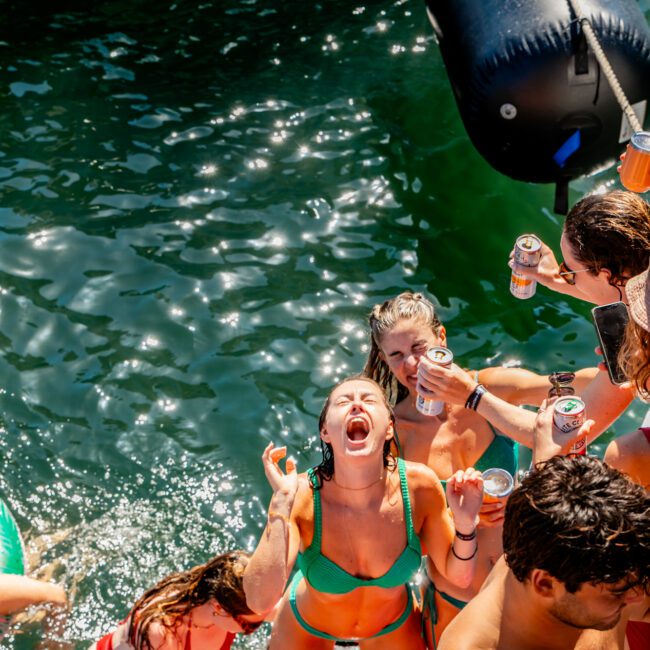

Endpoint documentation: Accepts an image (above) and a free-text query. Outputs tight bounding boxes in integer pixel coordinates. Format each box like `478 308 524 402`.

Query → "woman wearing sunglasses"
501 190 650 434
90 551 268 650
508 190 650 305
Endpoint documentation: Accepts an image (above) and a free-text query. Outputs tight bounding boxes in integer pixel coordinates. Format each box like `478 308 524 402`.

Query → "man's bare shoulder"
438 577 504 650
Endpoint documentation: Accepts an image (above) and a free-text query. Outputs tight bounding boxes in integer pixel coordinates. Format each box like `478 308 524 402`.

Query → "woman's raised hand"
532 398 595 464
445 468 483 534
262 443 298 500
508 239 574 295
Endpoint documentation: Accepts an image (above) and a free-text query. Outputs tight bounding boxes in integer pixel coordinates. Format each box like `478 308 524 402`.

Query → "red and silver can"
510 234 542 299
416 347 453 417
482 468 515 503
552 396 587 455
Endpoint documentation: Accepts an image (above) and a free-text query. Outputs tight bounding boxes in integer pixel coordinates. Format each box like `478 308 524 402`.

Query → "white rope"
567 0 643 134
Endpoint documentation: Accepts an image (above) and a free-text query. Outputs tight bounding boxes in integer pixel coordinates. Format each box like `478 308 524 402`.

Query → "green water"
0 1 648 647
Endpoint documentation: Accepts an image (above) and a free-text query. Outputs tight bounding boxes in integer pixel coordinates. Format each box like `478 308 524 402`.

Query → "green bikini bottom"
288 571 413 643
422 580 468 650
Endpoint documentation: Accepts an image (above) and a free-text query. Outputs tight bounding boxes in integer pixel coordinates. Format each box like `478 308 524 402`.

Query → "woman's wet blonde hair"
363 291 443 405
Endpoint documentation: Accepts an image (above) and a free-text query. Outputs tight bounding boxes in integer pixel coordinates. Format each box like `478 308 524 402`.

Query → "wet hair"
503 455 650 594
128 551 253 650
314 375 396 485
564 191 650 285
619 318 650 401
364 291 443 405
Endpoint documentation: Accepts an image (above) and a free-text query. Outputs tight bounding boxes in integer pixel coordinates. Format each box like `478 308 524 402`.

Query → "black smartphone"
591 301 630 385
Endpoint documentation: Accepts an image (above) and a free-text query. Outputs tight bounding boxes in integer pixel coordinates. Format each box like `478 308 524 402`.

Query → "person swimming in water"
243 375 484 649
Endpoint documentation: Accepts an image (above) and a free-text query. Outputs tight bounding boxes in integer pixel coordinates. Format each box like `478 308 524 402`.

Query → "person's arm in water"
415 464 484 589
0 574 66 615
243 443 300 615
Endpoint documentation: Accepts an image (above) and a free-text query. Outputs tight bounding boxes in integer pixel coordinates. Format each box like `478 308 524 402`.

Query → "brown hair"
314 375 396 484
128 551 253 650
564 191 650 284
504 455 650 594
619 318 650 401
364 292 443 405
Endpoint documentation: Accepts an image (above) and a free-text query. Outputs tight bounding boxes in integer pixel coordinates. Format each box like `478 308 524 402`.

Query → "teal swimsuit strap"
289 571 413 642
422 581 438 650
396 458 416 542
421 581 468 649
306 468 322 549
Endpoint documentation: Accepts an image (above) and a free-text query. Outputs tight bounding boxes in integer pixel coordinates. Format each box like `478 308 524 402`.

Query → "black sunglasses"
558 261 593 285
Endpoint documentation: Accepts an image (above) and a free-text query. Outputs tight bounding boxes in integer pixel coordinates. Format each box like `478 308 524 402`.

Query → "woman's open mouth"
346 417 370 443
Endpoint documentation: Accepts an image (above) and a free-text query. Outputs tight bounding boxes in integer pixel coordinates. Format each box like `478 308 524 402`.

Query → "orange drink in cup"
619 131 650 194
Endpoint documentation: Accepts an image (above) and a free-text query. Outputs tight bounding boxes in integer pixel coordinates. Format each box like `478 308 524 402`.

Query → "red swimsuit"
94 623 236 650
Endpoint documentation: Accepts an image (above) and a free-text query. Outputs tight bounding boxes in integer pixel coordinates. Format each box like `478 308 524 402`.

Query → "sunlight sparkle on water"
247 158 268 170
157 399 178 413
140 336 161 350
219 312 240 327
198 164 218 176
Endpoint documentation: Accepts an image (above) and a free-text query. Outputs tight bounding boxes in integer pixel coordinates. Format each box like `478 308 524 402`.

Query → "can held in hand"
416 347 453 417
552 396 587 455
510 234 542 299
482 468 515 503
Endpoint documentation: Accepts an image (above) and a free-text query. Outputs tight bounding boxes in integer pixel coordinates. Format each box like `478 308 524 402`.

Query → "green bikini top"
296 457 422 595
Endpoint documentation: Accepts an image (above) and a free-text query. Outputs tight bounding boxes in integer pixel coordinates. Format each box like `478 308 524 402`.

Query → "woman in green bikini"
243 376 484 649
363 291 595 648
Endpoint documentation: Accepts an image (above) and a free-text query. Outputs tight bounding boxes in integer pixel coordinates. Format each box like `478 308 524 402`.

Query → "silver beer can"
416 347 453 417
510 234 542 299
482 468 515 503
552 396 587 455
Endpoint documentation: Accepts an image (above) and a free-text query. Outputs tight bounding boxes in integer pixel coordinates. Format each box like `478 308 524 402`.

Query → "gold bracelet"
268 510 290 525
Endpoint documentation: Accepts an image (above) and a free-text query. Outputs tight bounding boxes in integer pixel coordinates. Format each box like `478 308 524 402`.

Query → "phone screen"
591 302 630 385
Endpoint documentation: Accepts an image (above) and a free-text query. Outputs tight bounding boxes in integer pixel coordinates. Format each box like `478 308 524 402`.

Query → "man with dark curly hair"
439 454 650 650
